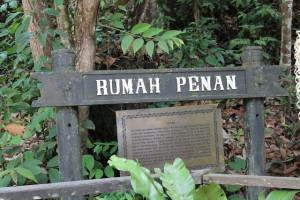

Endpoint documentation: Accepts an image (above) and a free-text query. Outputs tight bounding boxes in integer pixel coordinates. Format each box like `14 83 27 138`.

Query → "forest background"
0 0 300 199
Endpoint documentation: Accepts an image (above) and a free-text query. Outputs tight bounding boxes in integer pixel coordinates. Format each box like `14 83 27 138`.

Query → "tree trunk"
55 1 74 48
74 0 100 153
22 0 53 69
126 0 158 26
193 0 200 22
280 0 293 75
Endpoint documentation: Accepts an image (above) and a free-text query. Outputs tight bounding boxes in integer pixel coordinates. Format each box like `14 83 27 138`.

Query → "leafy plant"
108 155 227 200
258 190 300 200
228 157 246 173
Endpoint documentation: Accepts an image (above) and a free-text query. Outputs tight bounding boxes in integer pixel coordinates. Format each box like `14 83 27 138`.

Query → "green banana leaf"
154 158 195 200
194 182 227 200
108 155 164 200
266 190 300 200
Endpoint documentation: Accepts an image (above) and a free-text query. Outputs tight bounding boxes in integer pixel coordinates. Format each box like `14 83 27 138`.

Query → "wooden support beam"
0 170 209 200
203 174 300 189
52 49 84 200
242 46 266 200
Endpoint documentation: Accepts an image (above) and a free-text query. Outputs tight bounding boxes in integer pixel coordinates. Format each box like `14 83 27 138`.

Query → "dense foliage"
0 0 299 199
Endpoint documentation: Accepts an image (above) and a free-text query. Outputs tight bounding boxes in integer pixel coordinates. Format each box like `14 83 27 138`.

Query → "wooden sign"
32 66 287 107
116 105 225 174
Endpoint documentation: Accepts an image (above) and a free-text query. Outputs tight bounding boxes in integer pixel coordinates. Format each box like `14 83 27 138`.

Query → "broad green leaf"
5 12 21 25
10 170 17 184
49 169 60 183
9 1 18 9
0 29 10 37
4 108 11 124
15 167 37 183
86 139 95 149
104 166 114 178
215 52 225 65
167 40 174 49
158 41 169 53
155 158 195 200
110 13 124 21
82 119 95 130
258 190 266 200
228 158 246 172
9 102 30 112
39 141 57 150
224 184 242 192
102 145 110 153
234 157 246 170
46 29 55 37
9 135 22 145
194 182 227 200
133 38 144 55
100 0 104 9
108 155 164 200
110 20 125 29
0 51 7 65
82 155 94 172
266 190 300 200
0 170 10 179
160 30 182 40
94 145 102 154
125 193 133 200
12 73 26 89
172 37 184 48
205 55 219 66
20 159 42 175
10 21 20 34
43 8 58 16
39 33 47 46
121 35 134 54
0 3 7 12
142 28 163 37
47 155 59 168
118 5 126 11
131 23 151 34
39 18 47 31
228 162 242 172
35 173 48 184
95 169 104 179
16 32 33 53
146 41 154 58
55 0 63 6
89 169 97 179
0 175 11 187
55 30 68 38
110 146 118 154
17 173 26 186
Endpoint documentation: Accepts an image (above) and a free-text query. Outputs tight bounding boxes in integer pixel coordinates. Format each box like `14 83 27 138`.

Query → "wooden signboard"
25 48 288 200
116 105 224 174
31 67 287 107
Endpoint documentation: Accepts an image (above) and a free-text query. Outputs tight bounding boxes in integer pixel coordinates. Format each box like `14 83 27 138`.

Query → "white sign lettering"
96 75 237 96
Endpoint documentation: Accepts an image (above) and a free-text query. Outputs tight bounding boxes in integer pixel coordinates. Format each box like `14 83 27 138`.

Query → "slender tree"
280 0 293 75
55 0 73 48
22 0 53 68
74 0 100 153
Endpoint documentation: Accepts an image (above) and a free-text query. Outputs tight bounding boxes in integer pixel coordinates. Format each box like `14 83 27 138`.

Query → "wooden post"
52 49 84 200
242 46 266 200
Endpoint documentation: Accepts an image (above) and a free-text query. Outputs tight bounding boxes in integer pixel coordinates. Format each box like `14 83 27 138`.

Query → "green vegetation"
0 0 299 199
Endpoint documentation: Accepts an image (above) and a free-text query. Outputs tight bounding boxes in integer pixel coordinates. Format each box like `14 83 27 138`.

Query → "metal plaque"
31 67 287 107
116 105 225 175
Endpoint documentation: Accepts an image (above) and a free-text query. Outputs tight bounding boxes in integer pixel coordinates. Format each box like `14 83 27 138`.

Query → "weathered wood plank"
31 66 287 107
242 46 266 200
53 49 84 200
0 170 209 200
203 174 300 189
